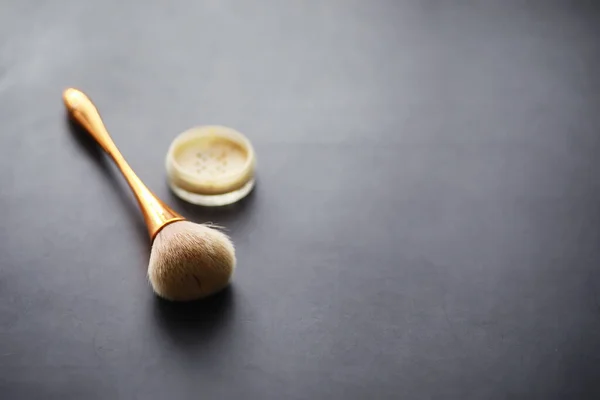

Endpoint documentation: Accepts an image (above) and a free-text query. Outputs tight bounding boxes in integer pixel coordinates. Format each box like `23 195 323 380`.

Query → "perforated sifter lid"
165 125 256 206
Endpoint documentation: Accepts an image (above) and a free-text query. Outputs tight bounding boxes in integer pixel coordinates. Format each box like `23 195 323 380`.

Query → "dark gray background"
1 1 600 399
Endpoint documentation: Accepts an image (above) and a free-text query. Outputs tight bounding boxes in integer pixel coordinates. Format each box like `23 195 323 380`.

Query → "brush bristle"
148 221 236 301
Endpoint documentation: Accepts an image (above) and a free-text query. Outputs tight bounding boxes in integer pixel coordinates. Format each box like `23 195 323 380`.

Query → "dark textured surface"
1 1 600 399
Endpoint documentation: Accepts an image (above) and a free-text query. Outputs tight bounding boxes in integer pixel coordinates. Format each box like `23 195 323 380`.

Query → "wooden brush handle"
63 88 184 240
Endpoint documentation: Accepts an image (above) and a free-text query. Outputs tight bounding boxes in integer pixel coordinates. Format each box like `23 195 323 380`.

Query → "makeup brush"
63 88 236 302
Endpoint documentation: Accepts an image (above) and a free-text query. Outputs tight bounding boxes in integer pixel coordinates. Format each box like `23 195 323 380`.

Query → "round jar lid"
165 125 256 206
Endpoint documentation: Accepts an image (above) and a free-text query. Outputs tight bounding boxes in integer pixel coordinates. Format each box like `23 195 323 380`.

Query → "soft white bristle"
148 220 236 301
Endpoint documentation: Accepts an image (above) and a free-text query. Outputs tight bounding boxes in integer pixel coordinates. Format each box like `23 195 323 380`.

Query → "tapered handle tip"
63 88 87 113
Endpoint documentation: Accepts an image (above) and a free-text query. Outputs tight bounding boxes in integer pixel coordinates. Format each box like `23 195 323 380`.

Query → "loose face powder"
166 126 256 206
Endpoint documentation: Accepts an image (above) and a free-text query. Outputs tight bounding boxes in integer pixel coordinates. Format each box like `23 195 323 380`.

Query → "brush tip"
148 221 236 302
